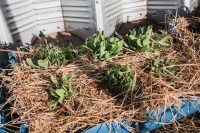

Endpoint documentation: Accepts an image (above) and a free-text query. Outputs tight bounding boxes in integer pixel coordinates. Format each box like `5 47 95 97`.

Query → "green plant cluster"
126 26 169 52
25 25 171 107
38 45 78 65
103 64 134 90
84 33 125 61
151 58 177 77
48 73 76 107
26 45 78 69
26 58 49 69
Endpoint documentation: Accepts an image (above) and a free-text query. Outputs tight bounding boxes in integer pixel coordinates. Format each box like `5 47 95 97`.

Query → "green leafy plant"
84 33 125 61
48 73 75 107
26 44 79 68
103 64 135 90
26 58 49 69
126 26 169 52
38 44 78 66
151 58 177 77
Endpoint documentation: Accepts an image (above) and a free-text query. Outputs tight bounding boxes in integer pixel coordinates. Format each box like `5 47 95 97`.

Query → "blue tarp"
82 121 134 133
82 98 200 133
140 98 200 132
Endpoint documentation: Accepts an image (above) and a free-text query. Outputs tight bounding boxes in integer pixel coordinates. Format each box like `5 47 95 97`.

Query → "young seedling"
84 33 125 61
38 44 78 65
103 64 136 91
26 44 79 69
26 58 49 69
151 58 177 77
48 73 76 107
126 26 169 52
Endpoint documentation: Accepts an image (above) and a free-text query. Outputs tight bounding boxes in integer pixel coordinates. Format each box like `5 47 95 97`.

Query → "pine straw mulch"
0 17 200 133
0 61 141 133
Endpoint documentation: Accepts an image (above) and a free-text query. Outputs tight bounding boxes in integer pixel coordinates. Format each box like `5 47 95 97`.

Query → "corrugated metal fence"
61 0 96 39
0 0 199 44
0 0 64 44
0 0 148 44
122 0 147 22
1 0 37 44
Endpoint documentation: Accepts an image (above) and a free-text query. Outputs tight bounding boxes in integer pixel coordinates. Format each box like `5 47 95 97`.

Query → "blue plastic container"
140 98 200 132
83 122 131 133
81 98 200 133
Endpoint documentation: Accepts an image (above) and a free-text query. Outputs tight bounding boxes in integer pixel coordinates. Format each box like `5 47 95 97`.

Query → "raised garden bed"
0 17 200 133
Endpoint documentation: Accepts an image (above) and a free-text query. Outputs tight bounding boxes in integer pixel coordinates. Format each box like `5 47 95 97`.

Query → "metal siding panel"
147 0 199 22
183 0 199 11
0 6 13 43
102 0 122 36
122 0 147 22
148 0 182 10
33 0 64 35
1 0 37 44
147 0 182 22
0 0 64 44
61 0 96 39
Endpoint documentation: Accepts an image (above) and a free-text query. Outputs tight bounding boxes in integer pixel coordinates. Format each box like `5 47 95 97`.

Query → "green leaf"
110 73 115 79
62 73 72 84
100 42 106 57
82 45 93 51
48 99 59 107
146 26 153 35
158 34 169 43
110 40 123 55
157 35 169 45
109 37 116 42
123 41 129 47
103 52 111 61
50 75 58 85
49 88 59 98
38 59 49 69
143 37 150 47
140 27 145 34
26 58 39 68
129 35 137 40
66 90 74 98
61 74 67 83
58 95 65 103
130 29 136 36
55 89 65 97
49 48 55 64
137 39 142 47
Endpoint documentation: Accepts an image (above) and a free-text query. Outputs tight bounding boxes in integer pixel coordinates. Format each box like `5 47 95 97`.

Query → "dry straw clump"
0 17 200 133
1 61 139 133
